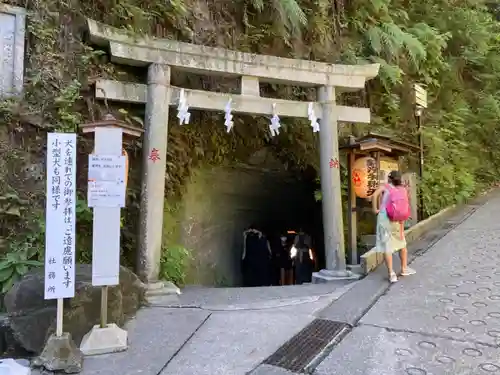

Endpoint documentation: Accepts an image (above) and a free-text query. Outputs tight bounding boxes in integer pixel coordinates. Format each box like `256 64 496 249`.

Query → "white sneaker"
390 272 398 283
401 268 416 276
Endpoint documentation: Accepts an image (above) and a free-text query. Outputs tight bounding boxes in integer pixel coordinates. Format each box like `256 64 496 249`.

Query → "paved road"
56 282 354 375
315 195 500 374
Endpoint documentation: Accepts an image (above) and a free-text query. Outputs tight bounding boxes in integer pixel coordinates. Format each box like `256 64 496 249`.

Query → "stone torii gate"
86 19 380 286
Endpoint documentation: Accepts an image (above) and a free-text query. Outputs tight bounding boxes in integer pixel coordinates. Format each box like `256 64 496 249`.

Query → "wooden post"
375 151 381 184
56 298 64 336
416 112 425 220
347 151 358 264
414 84 427 221
100 286 108 328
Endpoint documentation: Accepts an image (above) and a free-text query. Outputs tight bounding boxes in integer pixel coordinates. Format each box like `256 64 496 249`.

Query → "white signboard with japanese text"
45 133 77 300
87 154 126 208
90 127 123 286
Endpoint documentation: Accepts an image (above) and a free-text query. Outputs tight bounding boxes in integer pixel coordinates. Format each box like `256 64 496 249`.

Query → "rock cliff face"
3 264 145 354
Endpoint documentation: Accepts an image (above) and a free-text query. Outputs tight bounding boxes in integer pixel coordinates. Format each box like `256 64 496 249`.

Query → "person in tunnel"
272 234 293 286
269 233 282 286
241 224 272 287
291 229 314 284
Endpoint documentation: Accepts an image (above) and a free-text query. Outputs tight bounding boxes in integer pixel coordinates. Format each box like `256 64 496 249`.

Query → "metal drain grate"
263 319 350 373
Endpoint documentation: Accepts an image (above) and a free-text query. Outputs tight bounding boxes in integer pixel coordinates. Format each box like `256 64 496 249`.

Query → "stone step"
145 281 181 298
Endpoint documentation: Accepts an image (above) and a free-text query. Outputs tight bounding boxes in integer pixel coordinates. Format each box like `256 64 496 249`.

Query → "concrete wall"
179 149 315 286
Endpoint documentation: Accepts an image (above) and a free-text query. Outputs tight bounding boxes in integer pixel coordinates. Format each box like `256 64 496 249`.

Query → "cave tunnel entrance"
181 148 325 287
242 164 325 288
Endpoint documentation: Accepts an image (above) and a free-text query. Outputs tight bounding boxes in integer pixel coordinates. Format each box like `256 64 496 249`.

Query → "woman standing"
274 235 293 285
372 170 416 283
242 224 272 287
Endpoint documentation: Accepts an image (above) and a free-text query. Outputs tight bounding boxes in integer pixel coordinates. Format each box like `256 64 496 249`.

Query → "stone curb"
360 204 460 275
358 184 500 276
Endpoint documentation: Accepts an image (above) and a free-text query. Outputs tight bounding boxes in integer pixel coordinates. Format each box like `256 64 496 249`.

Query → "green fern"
366 0 390 13
364 22 426 69
248 0 307 37
274 0 308 30
365 26 384 54
369 56 403 92
250 0 265 11
383 23 426 66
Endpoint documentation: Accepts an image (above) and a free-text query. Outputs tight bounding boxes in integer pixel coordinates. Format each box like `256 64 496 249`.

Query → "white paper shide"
88 155 126 208
177 88 191 125
45 133 77 300
224 98 234 133
308 102 320 133
269 103 281 137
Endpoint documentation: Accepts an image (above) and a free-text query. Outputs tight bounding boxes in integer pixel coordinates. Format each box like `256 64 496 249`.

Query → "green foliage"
247 0 307 39
75 197 94 263
54 79 83 132
0 193 28 219
159 244 193 286
159 199 193 285
0 254 43 294
0 212 45 294
342 0 500 215
19 4 104 132
0 191 40 256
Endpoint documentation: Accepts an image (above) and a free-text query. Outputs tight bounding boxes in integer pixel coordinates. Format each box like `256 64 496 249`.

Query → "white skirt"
375 211 407 254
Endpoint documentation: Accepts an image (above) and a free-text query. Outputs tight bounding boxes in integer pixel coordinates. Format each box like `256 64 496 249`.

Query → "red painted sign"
149 148 160 163
352 170 362 187
329 158 339 169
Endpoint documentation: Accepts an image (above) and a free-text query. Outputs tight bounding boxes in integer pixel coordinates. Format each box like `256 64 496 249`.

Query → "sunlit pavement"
315 195 500 375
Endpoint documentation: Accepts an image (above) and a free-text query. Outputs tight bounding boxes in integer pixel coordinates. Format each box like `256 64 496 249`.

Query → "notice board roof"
79 114 144 138
339 132 419 156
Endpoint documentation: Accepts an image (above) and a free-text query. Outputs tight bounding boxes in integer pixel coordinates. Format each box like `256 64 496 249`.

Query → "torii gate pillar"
317 86 348 277
137 64 171 284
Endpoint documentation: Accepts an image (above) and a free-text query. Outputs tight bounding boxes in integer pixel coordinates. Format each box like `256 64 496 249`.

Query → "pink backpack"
385 184 411 222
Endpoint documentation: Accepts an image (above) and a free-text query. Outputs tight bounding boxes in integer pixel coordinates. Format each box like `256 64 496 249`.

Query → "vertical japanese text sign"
45 133 77 300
